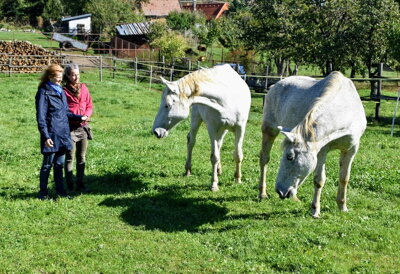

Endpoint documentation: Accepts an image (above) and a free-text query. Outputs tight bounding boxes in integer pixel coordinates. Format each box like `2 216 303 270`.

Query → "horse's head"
152 77 191 138
275 128 318 199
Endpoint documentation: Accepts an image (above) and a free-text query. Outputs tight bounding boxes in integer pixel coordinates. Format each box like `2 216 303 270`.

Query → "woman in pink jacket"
63 63 93 193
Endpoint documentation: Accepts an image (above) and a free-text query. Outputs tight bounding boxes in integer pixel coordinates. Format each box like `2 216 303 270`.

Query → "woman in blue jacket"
35 64 87 199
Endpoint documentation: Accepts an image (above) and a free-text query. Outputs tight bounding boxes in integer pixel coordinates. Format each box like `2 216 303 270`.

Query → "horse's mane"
294 71 344 142
177 67 215 99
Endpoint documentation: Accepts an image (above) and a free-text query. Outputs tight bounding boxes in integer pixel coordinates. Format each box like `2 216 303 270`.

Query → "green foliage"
192 20 220 47
84 0 145 35
166 10 205 31
148 21 168 41
150 28 189 61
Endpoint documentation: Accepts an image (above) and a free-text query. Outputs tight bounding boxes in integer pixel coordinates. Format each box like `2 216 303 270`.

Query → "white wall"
68 17 91 35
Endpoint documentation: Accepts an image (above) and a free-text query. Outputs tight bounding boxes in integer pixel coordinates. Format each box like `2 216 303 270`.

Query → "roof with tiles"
141 0 182 17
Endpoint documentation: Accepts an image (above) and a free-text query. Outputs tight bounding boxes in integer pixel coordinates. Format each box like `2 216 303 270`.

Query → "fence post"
99 56 103 82
170 58 175 81
8 56 12 77
134 57 138 85
375 62 383 120
149 65 153 90
162 56 165 76
263 65 270 93
112 57 116 79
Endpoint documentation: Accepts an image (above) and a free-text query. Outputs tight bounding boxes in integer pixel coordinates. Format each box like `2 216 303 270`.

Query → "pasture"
0 72 399 272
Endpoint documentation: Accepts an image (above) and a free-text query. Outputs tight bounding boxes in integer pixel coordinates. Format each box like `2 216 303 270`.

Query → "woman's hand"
45 138 54 148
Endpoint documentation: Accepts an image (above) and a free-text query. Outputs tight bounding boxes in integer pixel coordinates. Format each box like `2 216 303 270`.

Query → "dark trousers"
39 150 66 196
65 138 88 190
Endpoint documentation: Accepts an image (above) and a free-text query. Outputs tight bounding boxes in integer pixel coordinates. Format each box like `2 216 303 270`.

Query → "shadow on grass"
99 190 229 232
85 168 148 195
0 166 149 200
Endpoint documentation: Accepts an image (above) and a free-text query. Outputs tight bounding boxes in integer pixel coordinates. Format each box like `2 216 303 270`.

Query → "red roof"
141 0 182 17
182 2 229 20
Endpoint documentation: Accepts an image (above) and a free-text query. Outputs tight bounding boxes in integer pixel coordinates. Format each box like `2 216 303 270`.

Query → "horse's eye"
287 154 295 161
165 105 169 109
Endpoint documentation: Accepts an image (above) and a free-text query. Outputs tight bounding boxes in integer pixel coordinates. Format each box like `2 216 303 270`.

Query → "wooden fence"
1 54 400 119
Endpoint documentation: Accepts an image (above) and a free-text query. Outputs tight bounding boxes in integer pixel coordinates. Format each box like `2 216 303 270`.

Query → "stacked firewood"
0 41 62 73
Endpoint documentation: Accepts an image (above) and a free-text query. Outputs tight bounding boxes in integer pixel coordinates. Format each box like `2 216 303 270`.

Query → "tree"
352 0 400 77
84 0 144 35
247 0 305 75
166 10 205 31
150 30 189 61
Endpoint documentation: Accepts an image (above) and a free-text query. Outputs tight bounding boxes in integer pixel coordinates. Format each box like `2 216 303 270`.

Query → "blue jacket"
35 83 82 154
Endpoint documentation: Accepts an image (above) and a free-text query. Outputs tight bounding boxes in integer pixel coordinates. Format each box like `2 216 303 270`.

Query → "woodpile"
0 41 62 73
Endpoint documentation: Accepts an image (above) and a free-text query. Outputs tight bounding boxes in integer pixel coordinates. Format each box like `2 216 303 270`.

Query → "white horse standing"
259 71 366 218
152 64 251 191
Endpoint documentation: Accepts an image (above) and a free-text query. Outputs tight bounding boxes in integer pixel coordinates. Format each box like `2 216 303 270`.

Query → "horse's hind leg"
233 126 246 184
217 130 228 175
259 125 277 199
337 144 359 212
185 109 202 176
209 129 225 191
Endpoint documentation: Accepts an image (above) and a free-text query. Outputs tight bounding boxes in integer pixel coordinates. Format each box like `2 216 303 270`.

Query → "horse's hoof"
291 195 300 202
185 170 191 176
312 213 320 219
235 178 242 184
258 193 268 200
210 185 219 192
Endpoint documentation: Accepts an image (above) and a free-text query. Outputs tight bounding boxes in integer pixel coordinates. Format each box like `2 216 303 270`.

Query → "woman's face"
67 69 80 85
49 72 63 85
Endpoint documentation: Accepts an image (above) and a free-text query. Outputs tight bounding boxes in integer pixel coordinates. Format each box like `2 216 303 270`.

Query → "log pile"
0 41 62 73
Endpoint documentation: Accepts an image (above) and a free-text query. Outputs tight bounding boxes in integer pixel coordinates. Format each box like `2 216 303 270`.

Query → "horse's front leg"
259 126 277 199
233 126 246 184
337 144 359 212
185 109 202 176
311 151 327 218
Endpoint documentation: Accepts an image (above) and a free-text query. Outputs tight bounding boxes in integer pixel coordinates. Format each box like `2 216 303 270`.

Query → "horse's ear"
160 76 169 85
278 126 296 143
160 76 178 93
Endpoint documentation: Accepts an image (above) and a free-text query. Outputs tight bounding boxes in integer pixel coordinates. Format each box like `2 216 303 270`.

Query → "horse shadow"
99 190 229 233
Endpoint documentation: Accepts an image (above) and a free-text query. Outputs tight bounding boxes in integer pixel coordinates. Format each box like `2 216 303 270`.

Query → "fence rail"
1 53 400 119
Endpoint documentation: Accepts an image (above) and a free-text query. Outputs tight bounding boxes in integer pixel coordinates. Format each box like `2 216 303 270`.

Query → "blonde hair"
38 64 63 88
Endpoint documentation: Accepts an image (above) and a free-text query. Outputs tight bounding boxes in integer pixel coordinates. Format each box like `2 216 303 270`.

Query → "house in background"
111 22 152 58
141 0 181 19
59 14 92 35
114 22 152 48
181 1 229 20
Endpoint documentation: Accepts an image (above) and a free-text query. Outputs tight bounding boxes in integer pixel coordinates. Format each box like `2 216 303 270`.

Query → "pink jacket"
64 83 93 128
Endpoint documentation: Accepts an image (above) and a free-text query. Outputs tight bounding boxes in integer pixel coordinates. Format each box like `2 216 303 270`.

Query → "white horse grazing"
259 71 366 218
152 64 251 191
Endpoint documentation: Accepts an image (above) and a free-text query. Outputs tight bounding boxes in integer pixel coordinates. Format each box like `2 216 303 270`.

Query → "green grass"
0 72 399 272
0 30 59 49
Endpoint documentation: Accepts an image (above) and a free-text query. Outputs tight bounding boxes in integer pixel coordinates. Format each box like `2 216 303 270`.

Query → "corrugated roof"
116 22 152 36
61 14 92 22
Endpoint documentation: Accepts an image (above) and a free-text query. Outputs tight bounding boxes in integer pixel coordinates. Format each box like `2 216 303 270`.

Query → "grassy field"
0 30 59 48
0 71 399 272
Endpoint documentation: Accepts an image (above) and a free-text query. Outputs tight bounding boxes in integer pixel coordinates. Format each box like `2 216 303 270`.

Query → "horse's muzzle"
276 186 297 199
153 128 168 138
